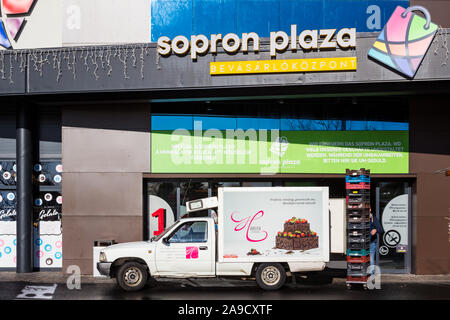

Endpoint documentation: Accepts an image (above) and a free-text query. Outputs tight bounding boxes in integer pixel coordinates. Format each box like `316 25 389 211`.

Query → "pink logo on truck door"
230 210 268 242
186 246 199 259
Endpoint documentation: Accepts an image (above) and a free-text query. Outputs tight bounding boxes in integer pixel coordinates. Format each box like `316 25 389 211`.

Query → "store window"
0 111 16 158
179 181 209 217
151 97 409 132
210 182 240 197
147 182 178 239
146 178 349 240
0 109 16 269
151 115 194 131
152 114 409 132
375 181 411 273
147 180 250 238
0 108 62 270
150 97 410 175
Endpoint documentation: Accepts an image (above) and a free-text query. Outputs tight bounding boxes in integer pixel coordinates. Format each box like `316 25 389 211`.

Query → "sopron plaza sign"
157 25 357 75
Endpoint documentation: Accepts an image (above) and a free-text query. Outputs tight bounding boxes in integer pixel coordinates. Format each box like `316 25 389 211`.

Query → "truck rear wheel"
255 263 286 291
117 261 148 292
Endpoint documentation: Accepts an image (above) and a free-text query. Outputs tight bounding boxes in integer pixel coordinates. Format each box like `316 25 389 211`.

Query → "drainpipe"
16 103 33 273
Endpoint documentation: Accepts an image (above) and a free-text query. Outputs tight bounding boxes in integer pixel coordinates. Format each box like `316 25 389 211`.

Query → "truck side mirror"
162 237 169 245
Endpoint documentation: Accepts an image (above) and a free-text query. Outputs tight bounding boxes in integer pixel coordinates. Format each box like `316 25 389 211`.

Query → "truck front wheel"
117 261 148 292
255 263 286 291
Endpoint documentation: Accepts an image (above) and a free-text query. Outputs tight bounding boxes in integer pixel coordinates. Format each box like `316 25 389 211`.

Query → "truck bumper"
97 262 112 277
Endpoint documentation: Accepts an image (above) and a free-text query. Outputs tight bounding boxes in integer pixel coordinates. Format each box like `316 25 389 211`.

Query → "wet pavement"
1 277 449 300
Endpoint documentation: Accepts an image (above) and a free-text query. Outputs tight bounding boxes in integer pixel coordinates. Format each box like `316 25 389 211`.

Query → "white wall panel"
63 0 151 46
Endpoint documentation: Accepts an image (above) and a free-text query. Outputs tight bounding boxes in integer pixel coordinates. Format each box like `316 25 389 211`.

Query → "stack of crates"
345 168 371 289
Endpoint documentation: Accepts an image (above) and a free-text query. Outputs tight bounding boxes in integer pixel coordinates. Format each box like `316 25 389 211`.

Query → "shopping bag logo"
368 6 438 78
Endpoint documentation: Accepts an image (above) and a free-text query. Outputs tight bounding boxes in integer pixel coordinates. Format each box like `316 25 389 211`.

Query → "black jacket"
370 215 384 243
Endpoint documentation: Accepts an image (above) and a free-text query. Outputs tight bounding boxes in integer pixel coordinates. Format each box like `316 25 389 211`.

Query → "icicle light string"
434 27 449 67
0 43 152 84
8 52 13 84
0 51 5 79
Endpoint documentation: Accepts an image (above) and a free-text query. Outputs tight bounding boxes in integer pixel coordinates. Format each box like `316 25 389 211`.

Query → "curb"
0 272 116 284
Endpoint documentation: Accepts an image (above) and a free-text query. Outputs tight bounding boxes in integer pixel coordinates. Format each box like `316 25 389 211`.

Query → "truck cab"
153 217 216 276
97 217 216 290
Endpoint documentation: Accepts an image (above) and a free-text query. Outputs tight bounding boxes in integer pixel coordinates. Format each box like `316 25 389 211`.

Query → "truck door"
155 220 215 276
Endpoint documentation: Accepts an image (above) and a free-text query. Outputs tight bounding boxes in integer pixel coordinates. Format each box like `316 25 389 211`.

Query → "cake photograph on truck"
219 187 328 263
275 218 319 251
96 187 331 292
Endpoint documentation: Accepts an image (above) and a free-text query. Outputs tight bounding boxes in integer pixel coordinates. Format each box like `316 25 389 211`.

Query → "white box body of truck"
218 187 329 264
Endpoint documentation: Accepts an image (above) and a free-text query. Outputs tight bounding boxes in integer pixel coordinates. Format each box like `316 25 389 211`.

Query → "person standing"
369 208 384 273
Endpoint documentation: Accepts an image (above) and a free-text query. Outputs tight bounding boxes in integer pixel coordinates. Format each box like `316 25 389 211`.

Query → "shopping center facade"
0 0 449 275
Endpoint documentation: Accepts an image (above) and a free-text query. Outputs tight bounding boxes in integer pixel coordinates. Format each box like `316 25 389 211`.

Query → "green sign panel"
151 130 409 174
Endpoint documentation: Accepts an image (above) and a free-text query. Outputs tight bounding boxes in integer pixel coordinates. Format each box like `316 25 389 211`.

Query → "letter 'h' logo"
0 0 37 49
368 6 438 78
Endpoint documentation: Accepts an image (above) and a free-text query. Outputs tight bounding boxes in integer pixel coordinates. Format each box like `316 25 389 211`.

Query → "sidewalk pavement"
0 272 115 284
332 274 450 284
0 272 449 285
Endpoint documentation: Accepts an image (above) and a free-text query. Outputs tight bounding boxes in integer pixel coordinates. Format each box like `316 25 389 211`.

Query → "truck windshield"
152 221 178 242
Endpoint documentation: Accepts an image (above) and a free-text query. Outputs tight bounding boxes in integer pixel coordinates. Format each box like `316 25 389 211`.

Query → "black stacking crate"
346 189 371 196
346 168 371 176
347 194 371 204
347 241 371 251
347 229 366 237
347 208 370 215
347 214 370 223
346 168 371 289
347 269 369 277
347 262 370 274
347 221 371 230
347 202 371 209
347 233 371 244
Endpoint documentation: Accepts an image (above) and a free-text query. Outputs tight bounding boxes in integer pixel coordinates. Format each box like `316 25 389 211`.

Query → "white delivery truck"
97 187 344 291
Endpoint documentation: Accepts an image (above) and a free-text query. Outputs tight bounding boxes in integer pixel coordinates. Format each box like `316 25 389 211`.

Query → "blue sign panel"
150 0 410 41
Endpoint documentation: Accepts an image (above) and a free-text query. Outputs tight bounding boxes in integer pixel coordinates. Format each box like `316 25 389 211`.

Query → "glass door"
375 182 411 274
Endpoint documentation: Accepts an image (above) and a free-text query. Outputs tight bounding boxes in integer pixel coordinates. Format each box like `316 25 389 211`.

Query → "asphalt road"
2 277 450 300
1 278 448 319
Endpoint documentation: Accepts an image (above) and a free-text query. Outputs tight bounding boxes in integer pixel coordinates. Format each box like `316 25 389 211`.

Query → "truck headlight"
99 252 107 262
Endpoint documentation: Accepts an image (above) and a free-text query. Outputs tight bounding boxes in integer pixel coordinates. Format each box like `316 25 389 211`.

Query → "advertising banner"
151 130 409 174
62 0 407 45
150 0 409 41
281 130 409 173
218 187 329 263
